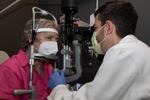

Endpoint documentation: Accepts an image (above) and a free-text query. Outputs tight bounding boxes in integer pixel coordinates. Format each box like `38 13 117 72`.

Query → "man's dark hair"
94 0 138 38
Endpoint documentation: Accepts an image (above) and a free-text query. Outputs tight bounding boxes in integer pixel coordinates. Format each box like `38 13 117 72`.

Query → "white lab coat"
47 35 150 100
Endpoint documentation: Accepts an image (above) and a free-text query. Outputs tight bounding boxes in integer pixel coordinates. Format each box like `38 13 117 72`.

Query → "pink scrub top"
0 50 53 100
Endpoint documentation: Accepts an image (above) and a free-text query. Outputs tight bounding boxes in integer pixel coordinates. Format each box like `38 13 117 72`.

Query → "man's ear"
105 20 116 35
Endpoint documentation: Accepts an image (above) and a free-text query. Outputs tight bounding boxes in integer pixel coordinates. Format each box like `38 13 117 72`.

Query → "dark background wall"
0 0 150 56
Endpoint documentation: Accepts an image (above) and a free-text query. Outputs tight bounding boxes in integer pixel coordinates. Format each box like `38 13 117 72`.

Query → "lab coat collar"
119 35 137 44
106 35 137 54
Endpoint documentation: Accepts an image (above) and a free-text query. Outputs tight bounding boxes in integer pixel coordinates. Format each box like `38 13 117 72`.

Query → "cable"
0 0 21 14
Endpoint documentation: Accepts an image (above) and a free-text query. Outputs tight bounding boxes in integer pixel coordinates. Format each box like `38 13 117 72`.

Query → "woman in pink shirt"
0 18 59 100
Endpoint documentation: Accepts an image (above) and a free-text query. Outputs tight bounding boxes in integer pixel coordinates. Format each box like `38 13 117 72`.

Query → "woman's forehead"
36 32 58 41
37 32 58 37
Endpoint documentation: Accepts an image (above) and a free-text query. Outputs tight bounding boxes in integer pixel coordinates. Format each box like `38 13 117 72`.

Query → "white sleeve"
47 84 88 100
47 46 142 100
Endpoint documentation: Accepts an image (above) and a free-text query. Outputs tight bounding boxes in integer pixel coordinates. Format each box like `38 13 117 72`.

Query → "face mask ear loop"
95 24 106 35
95 25 105 43
99 34 109 44
102 23 112 43
96 24 110 44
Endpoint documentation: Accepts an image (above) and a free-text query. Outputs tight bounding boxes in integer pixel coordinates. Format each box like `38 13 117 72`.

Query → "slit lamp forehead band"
36 28 58 34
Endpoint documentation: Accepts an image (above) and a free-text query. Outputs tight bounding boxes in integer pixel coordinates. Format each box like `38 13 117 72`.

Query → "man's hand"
48 70 66 89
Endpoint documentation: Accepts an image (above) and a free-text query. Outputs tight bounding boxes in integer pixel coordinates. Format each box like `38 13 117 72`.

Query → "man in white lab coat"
47 0 150 100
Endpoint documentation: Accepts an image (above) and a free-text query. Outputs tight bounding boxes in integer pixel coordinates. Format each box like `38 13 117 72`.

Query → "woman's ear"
28 39 32 44
28 34 33 44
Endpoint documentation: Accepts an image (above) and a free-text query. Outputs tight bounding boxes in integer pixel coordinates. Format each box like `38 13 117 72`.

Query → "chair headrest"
0 51 9 64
